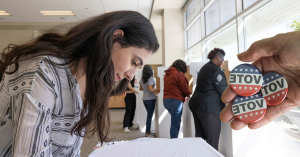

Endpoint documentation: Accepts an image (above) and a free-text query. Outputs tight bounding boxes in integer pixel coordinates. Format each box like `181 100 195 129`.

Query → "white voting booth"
155 67 171 138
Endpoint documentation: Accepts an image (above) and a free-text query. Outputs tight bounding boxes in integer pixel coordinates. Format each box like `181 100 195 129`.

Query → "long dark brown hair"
141 64 153 84
1 11 159 144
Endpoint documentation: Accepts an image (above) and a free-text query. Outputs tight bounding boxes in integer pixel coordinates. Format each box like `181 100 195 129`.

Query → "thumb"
237 37 274 62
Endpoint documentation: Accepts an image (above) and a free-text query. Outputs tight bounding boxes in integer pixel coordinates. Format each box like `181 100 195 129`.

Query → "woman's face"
111 42 152 82
218 55 225 67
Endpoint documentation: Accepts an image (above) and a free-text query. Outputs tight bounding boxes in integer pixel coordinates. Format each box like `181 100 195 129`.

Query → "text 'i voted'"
229 64 263 96
262 72 288 106
232 93 267 123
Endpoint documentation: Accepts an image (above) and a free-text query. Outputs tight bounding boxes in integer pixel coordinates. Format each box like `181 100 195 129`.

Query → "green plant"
287 17 300 31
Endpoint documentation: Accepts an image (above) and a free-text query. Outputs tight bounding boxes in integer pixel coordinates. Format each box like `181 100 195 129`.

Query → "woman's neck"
67 59 86 100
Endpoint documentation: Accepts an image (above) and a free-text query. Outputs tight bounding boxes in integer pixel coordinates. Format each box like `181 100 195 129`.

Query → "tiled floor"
80 109 145 157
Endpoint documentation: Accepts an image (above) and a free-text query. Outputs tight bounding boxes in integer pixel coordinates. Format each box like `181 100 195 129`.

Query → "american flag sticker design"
262 72 288 106
229 64 263 96
232 94 267 123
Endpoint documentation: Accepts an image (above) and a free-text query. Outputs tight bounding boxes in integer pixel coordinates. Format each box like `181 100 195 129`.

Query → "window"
243 0 258 10
205 0 236 35
206 24 237 61
186 0 202 26
233 114 300 157
187 18 201 49
204 0 210 5
220 0 236 25
205 0 220 35
244 0 300 49
186 44 202 65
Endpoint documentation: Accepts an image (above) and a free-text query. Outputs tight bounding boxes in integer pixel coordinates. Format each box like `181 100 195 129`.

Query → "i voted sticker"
229 64 263 96
261 72 288 106
232 94 267 123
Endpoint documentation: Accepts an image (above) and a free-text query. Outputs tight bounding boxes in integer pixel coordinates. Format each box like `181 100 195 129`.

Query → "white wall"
147 29 163 65
0 30 34 54
162 9 185 67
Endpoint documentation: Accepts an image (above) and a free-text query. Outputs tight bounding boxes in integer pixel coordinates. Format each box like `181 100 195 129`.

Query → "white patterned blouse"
0 56 84 157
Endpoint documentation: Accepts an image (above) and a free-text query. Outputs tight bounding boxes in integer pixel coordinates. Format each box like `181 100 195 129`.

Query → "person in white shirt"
0 11 159 157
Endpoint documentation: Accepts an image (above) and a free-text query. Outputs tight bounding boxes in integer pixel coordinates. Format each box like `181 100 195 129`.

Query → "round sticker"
229 64 263 96
261 72 288 106
232 93 267 123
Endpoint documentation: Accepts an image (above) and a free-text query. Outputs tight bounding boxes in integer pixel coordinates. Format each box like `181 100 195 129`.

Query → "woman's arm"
128 83 138 94
9 67 56 156
177 73 192 97
147 77 159 92
139 84 143 91
148 85 160 92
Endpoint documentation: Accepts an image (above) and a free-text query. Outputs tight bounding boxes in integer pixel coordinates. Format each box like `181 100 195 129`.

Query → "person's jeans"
143 99 156 133
123 93 136 128
163 98 183 138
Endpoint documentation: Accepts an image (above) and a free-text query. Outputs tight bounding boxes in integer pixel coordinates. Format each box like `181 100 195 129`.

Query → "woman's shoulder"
7 56 66 84
14 56 64 71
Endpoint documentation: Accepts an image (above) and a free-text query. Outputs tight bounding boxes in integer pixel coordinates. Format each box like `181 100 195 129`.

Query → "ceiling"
0 0 153 23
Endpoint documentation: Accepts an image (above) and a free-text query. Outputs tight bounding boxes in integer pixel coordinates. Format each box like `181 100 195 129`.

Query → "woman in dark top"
188 48 227 150
123 76 139 133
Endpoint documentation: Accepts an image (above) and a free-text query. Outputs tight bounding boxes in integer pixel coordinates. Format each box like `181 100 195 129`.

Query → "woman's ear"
113 29 124 39
217 55 221 61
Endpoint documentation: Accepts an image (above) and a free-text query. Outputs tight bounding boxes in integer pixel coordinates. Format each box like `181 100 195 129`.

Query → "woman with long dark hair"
0 11 159 156
188 48 227 150
163 59 191 138
139 65 159 137
123 76 139 133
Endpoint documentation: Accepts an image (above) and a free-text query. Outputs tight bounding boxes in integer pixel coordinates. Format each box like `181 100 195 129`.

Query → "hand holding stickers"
220 31 300 130
229 64 288 123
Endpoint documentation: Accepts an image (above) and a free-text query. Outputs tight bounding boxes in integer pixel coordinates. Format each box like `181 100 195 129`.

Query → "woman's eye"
132 60 137 66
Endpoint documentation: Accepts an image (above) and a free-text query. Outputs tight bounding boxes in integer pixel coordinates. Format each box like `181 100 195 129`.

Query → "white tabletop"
89 137 224 157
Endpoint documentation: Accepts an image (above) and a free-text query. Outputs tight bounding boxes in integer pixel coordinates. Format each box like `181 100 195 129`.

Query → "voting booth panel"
155 67 170 138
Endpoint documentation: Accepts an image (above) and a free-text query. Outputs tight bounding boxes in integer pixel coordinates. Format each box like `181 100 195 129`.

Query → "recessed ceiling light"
0 11 10 16
40 11 74 16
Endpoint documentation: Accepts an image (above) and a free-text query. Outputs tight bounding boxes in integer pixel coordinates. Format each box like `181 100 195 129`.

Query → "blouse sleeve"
147 77 155 86
9 61 56 157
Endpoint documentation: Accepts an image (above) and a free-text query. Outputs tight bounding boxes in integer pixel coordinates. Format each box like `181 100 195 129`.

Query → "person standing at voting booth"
0 11 159 156
163 59 192 138
139 65 159 138
188 48 227 150
123 76 139 133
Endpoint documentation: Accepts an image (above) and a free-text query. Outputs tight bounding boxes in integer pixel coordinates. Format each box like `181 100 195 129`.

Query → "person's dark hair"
0 11 159 145
130 75 135 85
171 59 187 74
207 48 225 60
141 65 153 84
